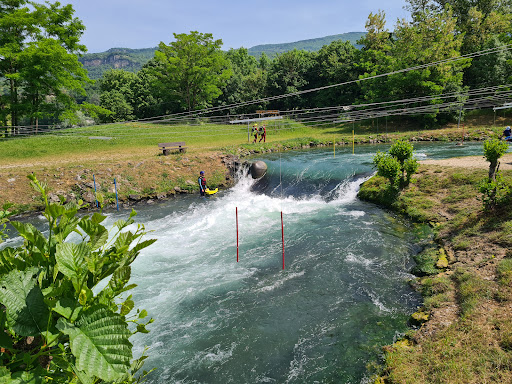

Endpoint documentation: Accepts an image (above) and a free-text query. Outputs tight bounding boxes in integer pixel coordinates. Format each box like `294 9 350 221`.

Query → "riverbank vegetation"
359 140 512 383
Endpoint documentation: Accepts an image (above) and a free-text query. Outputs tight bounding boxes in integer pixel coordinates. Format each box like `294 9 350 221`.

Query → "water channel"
2 141 490 383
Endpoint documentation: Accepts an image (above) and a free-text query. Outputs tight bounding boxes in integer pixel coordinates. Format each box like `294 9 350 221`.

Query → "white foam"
256 271 305 293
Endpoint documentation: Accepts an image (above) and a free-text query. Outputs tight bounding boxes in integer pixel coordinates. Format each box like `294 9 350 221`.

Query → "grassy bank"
359 160 512 383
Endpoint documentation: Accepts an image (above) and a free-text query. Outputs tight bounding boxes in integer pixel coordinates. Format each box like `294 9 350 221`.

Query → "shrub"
483 138 508 181
373 151 401 188
373 140 418 189
479 171 511 210
0 174 155 382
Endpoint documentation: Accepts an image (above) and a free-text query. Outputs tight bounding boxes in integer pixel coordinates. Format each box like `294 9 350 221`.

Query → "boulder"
250 161 267 179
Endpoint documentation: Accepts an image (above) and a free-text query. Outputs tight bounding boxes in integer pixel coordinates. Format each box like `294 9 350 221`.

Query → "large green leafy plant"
0 175 156 382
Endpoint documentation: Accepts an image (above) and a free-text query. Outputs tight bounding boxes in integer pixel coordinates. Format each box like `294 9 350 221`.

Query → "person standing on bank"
252 124 258 143
198 171 207 196
259 124 266 143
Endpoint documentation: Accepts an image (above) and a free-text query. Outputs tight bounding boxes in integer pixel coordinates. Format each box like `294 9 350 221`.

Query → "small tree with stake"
480 139 510 210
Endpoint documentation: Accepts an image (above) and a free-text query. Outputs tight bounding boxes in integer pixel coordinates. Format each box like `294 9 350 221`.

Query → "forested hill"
247 32 365 56
79 32 366 79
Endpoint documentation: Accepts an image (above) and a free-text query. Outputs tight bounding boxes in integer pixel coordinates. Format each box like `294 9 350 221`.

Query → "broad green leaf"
0 247 24 275
0 366 12 382
53 215 80 243
138 309 148 319
52 297 82 322
131 239 157 254
56 305 132 381
46 204 65 220
11 370 44 383
70 363 95 384
78 218 108 250
55 243 89 287
136 323 149 334
110 266 131 294
120 299 134 316
0 268 49 336
91 212 107 224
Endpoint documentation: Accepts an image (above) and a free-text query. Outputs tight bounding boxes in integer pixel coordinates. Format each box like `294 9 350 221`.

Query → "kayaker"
198 171 207 196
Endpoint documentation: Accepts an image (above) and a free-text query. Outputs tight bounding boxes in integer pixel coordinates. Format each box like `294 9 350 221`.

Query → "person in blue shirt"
198 171 207 196
503 126 512 141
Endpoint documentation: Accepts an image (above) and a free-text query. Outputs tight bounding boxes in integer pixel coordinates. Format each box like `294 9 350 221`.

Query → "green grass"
0 120 349 163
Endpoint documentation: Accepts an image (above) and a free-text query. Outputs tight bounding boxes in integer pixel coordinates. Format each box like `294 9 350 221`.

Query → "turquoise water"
1 142 494 383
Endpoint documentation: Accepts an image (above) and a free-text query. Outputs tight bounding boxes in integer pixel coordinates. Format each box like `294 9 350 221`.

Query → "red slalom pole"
236 207 239 262
281 211 285 269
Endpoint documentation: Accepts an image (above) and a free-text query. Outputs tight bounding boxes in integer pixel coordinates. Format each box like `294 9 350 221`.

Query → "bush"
373 140 418 190
483 138 508 181
479 171 511 210
0 175 155 382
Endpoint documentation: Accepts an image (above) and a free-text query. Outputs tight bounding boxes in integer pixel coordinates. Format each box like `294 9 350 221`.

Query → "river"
2 141 489 383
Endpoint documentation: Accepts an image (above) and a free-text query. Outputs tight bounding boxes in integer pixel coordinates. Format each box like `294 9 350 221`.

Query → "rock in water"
250 161 267 179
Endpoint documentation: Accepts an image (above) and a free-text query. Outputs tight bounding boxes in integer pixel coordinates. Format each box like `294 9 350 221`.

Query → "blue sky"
62 0 410 53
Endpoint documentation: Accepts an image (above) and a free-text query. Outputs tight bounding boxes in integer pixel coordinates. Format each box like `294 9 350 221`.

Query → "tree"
99 69 137 122
266 49 315 110
215 48 266 113
309 40 360 108
386 9 470 126
405 0 512 88
356 11 394 103
152 31 232 112
0 0 88 133
0 175 155 382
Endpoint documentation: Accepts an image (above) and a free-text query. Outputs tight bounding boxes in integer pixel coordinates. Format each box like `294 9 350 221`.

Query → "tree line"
1 0 512 135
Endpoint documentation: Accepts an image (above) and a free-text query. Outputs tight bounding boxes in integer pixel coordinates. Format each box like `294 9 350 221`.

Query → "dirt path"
420 152 512 170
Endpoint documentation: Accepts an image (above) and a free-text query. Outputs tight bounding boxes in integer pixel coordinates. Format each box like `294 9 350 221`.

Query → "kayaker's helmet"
200 171 204 175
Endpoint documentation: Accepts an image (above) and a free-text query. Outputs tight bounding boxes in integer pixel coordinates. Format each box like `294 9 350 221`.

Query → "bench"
158 142 187 155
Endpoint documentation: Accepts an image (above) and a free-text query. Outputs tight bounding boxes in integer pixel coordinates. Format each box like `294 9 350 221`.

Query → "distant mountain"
247 32 366 57
79 47 157 80
80 32 366 80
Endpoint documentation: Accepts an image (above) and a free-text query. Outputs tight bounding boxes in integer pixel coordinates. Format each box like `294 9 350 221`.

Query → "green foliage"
480 139 511 209
479 171 511 210
483 138 509 166
373 151 401 188
373 140 418 189
152 31 232 112
0 174 156 382
0 0 88 129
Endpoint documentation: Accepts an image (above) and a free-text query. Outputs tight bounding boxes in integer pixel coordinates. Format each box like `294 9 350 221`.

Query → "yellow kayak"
205 188 218 195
